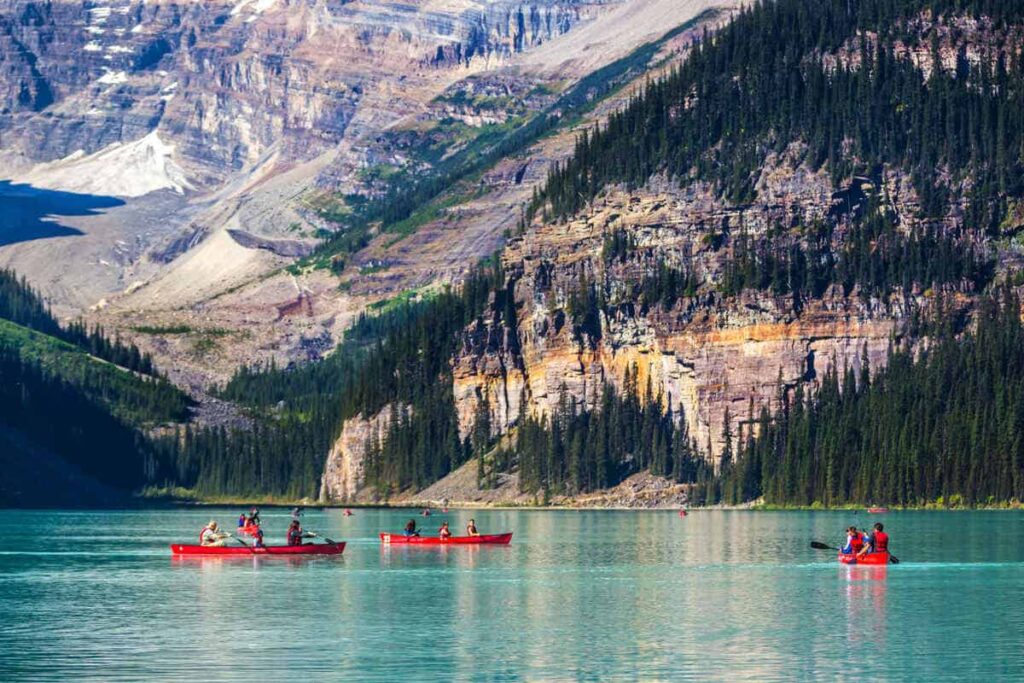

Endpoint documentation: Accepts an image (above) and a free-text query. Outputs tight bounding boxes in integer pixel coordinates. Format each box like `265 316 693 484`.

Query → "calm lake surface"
0 508 1021 682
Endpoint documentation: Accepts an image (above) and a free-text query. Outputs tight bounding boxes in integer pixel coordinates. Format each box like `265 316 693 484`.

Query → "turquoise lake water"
0 508 1021 681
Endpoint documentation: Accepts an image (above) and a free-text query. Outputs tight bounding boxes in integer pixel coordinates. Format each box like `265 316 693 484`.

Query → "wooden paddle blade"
810 541 837 550
888 555 900 564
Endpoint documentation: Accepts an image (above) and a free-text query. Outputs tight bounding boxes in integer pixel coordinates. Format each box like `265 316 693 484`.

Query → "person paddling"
252 526 265 549
466 519 480 537
199 521 229 547
248 507 262 527
841 526 865 555
438 521 452 540
403 519 420 537
858 522 889 558
287 520 314 546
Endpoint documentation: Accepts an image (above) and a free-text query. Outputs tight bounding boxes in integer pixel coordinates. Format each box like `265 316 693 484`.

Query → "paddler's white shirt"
201 527 220 544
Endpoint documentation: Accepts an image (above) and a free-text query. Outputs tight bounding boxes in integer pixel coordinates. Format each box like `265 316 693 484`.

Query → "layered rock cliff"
0 0 605 183
451 163 919 463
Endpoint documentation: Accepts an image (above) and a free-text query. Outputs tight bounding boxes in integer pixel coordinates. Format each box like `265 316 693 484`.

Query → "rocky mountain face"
451 178 909 462
0 0 601 181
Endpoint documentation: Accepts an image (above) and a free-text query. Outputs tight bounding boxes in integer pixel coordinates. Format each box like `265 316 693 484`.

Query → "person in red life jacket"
199 521 228 547
858 522 889 557
252 526 265 549
287 520 314 546
438 521 452 540
466 519 480 537
841 526 865 554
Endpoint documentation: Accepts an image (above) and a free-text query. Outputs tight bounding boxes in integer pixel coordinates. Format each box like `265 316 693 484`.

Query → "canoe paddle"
810 541 840 551
307 531 335 545
811 541 900 564
230 535 257 553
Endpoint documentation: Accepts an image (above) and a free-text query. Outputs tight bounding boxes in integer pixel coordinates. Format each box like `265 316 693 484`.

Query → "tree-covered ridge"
0 320 189 427
0 345 152 491
0 268 158 376
532 0 1024 227
0 317 193 493
717 289 1024 507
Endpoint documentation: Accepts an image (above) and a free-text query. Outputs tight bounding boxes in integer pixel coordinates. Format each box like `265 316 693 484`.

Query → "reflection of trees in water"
0 180 123 246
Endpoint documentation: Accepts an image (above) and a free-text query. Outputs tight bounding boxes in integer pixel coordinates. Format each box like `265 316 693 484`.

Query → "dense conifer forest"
147 261 507 498
717 289 1024 507
532 0 1024 225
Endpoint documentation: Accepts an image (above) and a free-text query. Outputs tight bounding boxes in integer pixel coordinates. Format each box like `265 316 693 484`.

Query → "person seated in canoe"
403 519 420 537
858 523 889 558
466 519 480 537
841 526 865 555
286 520 314 546
248 507 262 527
252 526 266 549
199 521 229 547
438 521 452 540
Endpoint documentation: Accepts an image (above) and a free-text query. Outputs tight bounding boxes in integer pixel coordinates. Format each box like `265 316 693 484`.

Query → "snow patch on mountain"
20 132 194 198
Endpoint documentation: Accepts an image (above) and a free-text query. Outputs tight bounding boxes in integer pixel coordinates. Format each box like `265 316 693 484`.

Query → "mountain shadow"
0 180 125 247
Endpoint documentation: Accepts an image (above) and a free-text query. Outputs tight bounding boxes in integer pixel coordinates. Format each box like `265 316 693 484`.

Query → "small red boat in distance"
171 542 346 556
379 532 512 545
867 507 889 514
838 551 890 565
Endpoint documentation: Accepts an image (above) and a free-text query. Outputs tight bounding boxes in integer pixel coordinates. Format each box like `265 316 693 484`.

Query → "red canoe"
867 507 889 514
838 551 890 565
170 542 345 556
379 532 512 545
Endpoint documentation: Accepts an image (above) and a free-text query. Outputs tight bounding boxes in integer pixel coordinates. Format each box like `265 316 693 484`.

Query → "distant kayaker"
287 520 313 546
841 526 865 555
466 519 480 537
199 521 228 547
291 507 303 521
422 508 431 517
438 522 452 540
404 519 420 537
858 523 889 557
343 509 353 517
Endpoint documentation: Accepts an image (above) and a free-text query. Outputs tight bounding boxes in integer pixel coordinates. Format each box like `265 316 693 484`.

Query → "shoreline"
138 496 1024 513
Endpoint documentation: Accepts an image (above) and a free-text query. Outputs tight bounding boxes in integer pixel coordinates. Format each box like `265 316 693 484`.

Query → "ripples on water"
0 509 1022 682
